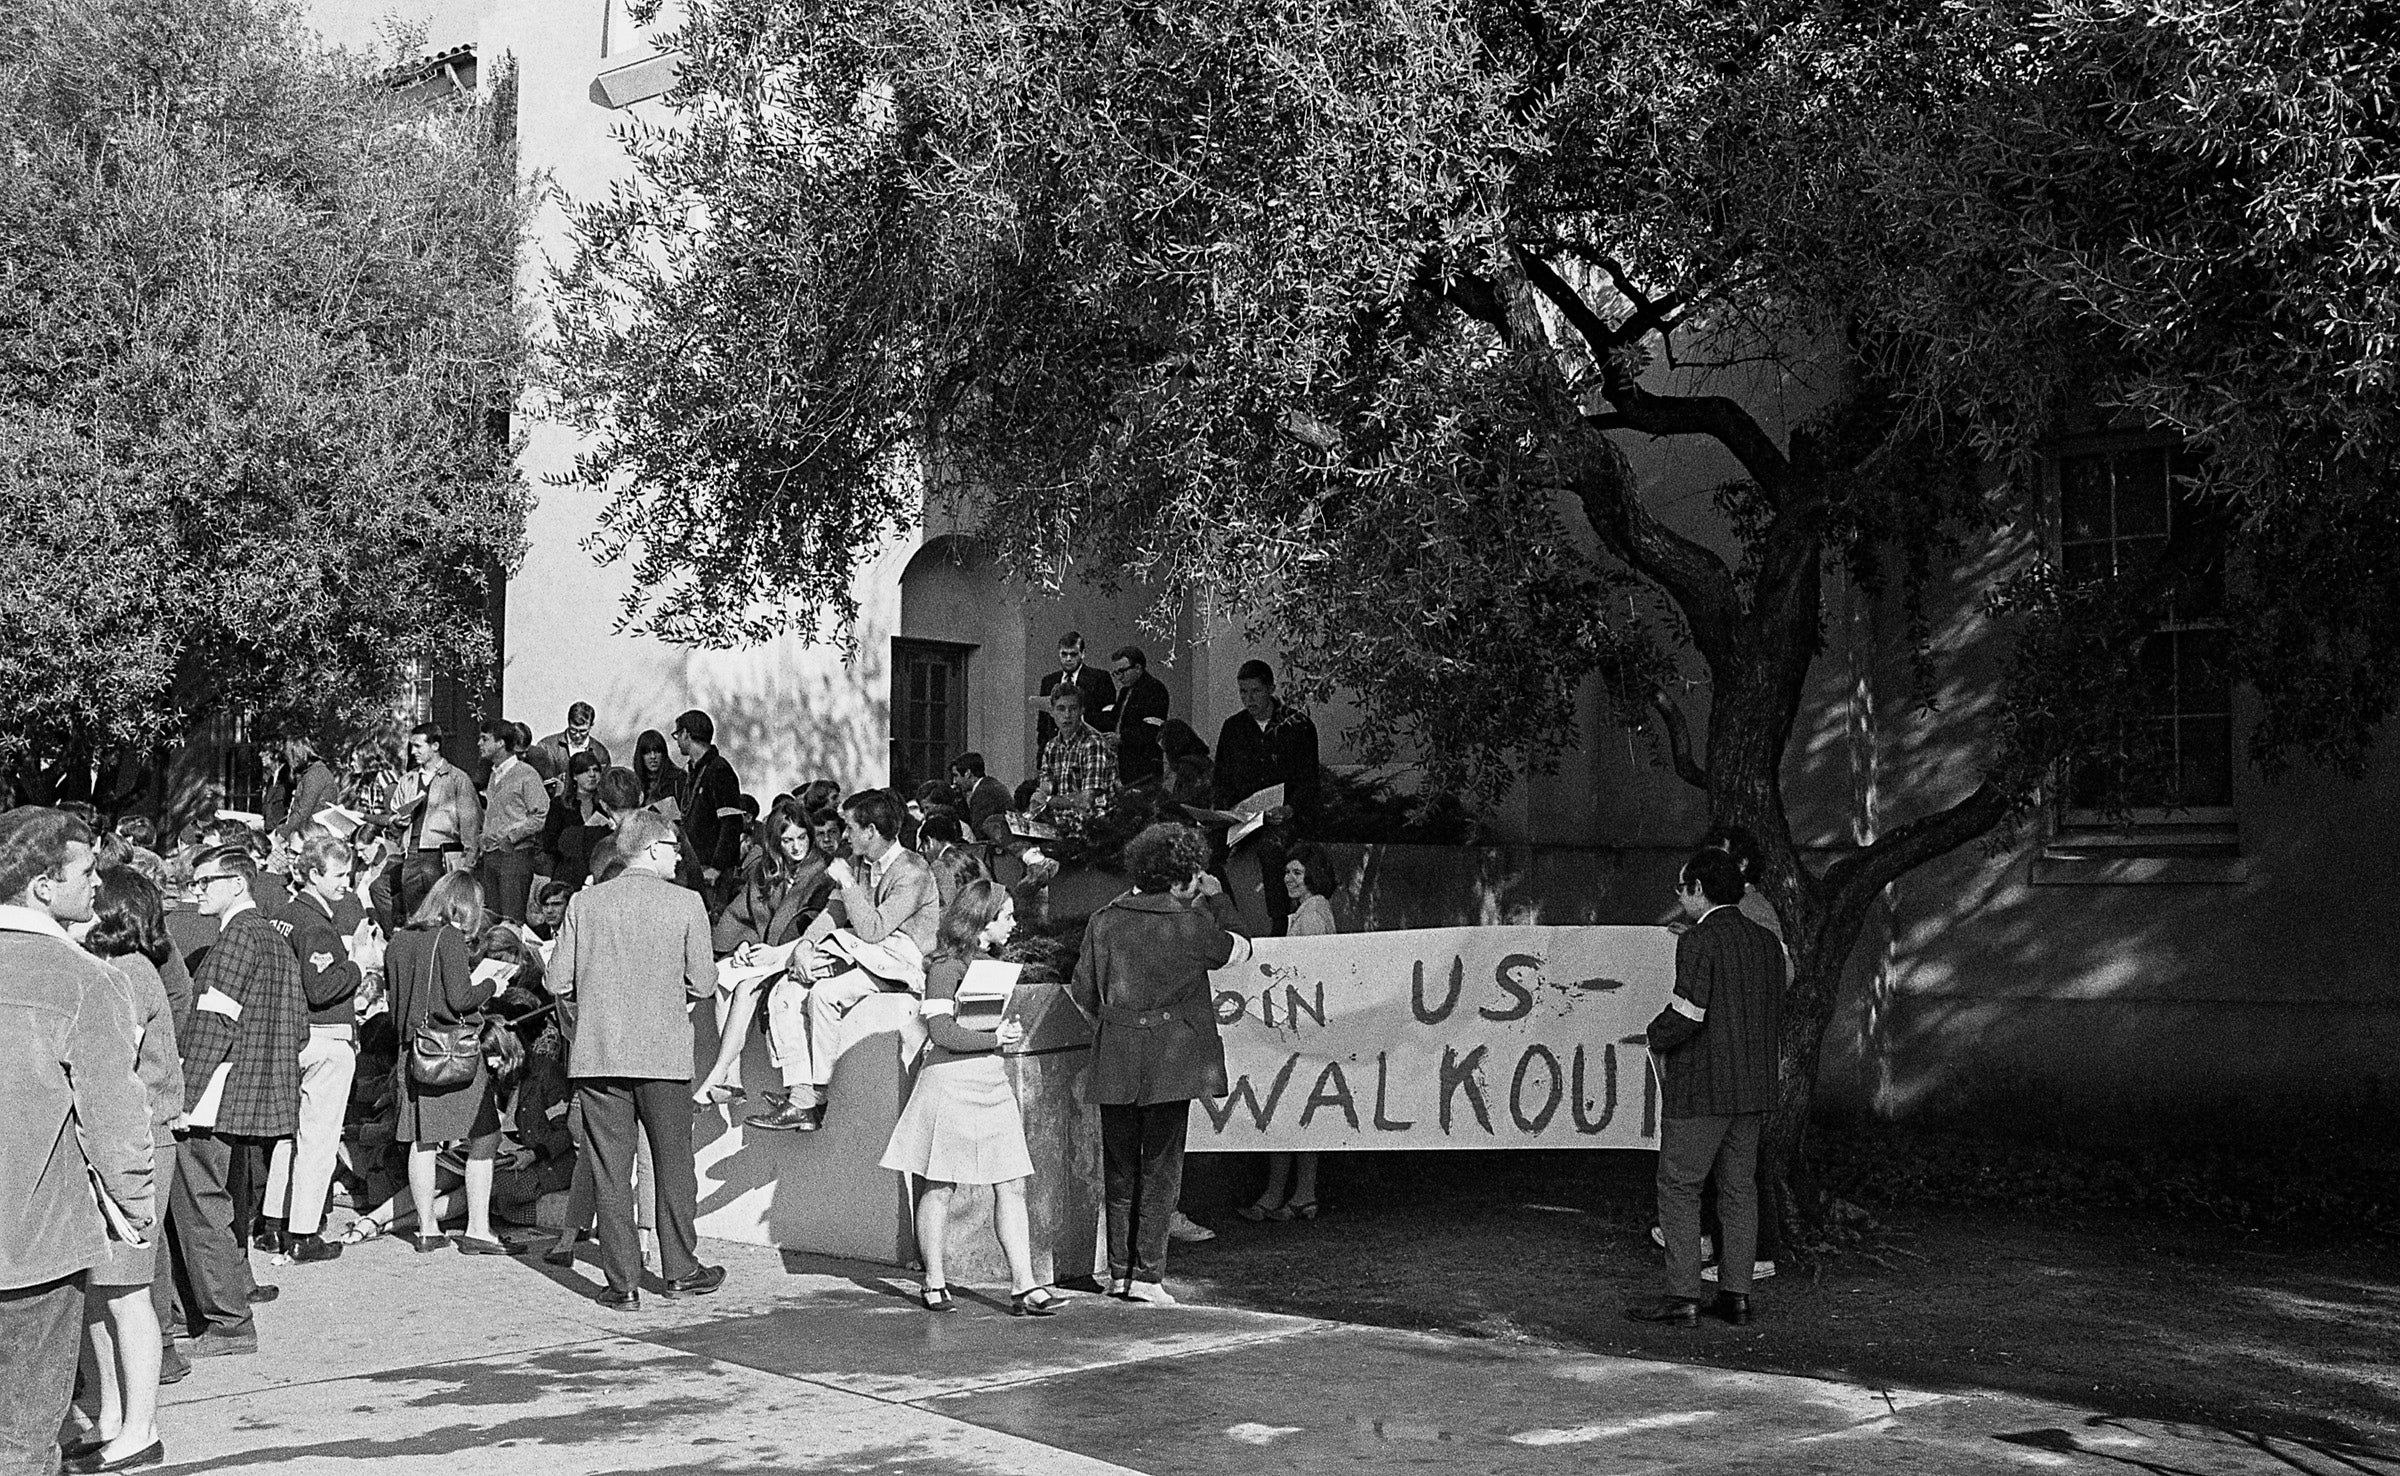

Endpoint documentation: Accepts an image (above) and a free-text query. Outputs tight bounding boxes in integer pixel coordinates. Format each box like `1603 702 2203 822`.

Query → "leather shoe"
187 1331 258 1357
66 1438 164 1473
745 1102 823 1133
542 1234 581 1268
1624 1296 1701 1325
597 1286 641 1311
244 1283 280 1305
250 1224 291 1256
662 1265 726 1297
289 1235 343 1264
1709 1292 1752 1325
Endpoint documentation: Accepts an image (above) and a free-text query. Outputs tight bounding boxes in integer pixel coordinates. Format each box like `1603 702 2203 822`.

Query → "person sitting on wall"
1032 688 1116 818
747 791 941 1135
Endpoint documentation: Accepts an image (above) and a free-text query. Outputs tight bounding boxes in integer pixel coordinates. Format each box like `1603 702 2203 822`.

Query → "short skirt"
880 1052 1033 1185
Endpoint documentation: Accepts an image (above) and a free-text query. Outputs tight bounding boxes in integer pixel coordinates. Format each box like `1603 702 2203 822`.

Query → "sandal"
340 1219 389 1246
920 1285 956 1313
1235 1200 1280 1223
1011 1286 1062 1318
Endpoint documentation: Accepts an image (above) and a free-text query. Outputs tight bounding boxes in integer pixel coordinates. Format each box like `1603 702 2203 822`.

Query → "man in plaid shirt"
1034 687 1116 814
1629 848 1784 1327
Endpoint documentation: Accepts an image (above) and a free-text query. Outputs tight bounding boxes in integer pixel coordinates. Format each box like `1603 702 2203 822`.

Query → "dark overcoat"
1069 889 1250 1106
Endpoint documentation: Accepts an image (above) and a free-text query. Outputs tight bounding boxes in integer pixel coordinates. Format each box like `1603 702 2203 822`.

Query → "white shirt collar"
221 898 256 924
0 903 74 943
1694 902 1735 926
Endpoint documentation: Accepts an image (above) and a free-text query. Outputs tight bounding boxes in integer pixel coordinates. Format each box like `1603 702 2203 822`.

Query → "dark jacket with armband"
1644 903 1784 1119
1069 889 1252 1105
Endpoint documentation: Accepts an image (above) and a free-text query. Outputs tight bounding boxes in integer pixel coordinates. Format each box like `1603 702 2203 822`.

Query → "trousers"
0 1273 84 1476
170 1131 257 1340
1657 1112 1764 1299
764 967 899 1102
576 1078 699 1295
478 847 535 924
1099 1100 1189 1285
264 1026 357 1236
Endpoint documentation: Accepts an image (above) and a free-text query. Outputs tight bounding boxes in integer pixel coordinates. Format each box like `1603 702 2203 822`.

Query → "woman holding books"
879 880 1061 1316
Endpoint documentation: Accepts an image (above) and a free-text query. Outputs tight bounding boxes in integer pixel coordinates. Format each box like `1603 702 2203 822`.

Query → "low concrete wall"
690 980 1106 1282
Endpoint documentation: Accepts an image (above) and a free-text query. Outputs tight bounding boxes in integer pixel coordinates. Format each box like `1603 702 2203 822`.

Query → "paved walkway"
154 1236 2394 1475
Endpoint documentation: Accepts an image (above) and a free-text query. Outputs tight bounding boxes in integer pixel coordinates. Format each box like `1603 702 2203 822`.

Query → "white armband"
197 988 244 1021
920 998 955 1020
1669 995 1706 1023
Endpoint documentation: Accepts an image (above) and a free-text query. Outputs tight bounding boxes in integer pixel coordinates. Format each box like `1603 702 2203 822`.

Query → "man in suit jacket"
548 807 722 1308
260 834 371 1263
0 808 155 1471
672 708 744 914
1037 631 1117 756
174 845 308 1353
750 790 940 1133
1628 849 1785 1328
1107 645 1173 786
948 753 1014 844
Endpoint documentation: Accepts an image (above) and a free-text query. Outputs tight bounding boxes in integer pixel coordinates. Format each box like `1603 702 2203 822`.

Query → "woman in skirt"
880 879 1061 1316
387 871 506 1254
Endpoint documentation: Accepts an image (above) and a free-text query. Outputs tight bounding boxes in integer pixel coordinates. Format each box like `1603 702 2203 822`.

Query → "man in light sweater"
476 719 548 924
749 790 940 1134
0 808 154 1472
548 807 722 1311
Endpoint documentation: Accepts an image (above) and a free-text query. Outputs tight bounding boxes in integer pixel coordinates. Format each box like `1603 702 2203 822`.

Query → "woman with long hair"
632 729 683 808
694 805 834 1105
1240 842 1341 1223
63 867 182 1472
384 871 506 1254
540 751 608 887
879 880 1060 1316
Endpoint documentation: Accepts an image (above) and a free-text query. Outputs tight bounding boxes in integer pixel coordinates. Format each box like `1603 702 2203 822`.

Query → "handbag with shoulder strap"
406 932 480 1089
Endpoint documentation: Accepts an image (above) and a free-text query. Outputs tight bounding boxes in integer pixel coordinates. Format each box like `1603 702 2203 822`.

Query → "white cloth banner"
1190 926 1677 1151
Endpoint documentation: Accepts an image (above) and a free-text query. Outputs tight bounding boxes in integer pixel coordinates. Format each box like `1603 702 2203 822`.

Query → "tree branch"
1818 777 2010 931
1515 250 1795 502
1493 266 1748 671
1649 688 1708 790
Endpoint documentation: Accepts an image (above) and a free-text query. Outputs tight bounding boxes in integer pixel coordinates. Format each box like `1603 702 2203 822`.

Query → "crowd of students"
0 638 1354 1475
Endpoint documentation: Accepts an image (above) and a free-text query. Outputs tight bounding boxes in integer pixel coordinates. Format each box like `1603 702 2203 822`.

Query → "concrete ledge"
590 52 680 109
690 981 1105 1283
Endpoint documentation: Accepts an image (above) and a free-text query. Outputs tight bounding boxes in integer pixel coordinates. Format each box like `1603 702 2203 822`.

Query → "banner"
1189 925 1677 1152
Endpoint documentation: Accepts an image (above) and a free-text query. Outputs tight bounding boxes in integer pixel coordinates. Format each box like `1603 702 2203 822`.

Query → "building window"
2038 439 2248 883
398 660 435 725
890 639 972 795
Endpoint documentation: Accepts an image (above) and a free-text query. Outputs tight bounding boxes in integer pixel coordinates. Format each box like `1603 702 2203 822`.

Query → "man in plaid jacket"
172 845 308 1354
1629 848 1785 1328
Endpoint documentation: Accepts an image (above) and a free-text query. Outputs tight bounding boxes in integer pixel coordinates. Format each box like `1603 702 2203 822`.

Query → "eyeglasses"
192 873 243 890
1111 664 1133 676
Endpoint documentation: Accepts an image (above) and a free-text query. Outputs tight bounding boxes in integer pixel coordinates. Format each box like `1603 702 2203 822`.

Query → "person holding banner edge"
1628 849 1784 1327
1069 823 1254 1304
1238 843 1340 1222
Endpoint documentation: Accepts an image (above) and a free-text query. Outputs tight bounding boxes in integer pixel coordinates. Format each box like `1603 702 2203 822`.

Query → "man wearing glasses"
1106 645 1173 786
173 845 308 1355
548 809 723 1309
532 702 612 800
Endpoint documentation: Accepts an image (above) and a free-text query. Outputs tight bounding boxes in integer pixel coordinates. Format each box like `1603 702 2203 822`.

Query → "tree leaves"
0 0 529 760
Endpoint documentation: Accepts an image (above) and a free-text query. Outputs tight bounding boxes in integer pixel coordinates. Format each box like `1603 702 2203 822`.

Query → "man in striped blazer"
1629 848 1785 1328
